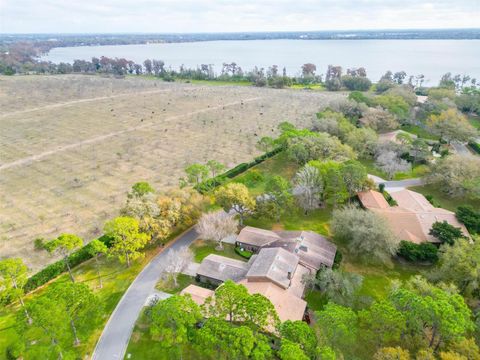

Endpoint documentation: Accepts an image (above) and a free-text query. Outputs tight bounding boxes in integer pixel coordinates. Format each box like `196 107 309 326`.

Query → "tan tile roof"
197 254 250 282
237 226 281 247
238 279 307 322
246 248 299 289
180 284 214 305
358 190 390 209
362 189 470 244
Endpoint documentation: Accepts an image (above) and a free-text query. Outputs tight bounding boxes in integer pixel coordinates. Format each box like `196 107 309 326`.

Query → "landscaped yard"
190 240 245 263
156 273 197 294
401 124 440 140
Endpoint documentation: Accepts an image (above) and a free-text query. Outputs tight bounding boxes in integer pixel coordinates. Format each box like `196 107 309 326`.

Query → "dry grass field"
0 75 344 270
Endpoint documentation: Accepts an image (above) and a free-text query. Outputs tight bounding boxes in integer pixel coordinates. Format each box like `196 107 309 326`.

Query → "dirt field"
0 75 344 271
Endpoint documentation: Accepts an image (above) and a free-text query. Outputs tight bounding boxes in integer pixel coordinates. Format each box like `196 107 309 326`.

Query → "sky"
1 0 479 34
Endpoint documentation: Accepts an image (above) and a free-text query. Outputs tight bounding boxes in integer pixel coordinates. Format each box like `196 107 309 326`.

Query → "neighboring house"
186 227 337 322
378 129 417 144
358 189 469 244
196 254 251 286
180 284 214 305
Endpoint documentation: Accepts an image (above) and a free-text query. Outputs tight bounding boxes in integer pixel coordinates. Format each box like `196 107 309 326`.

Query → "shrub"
235 246 253 259
333 250 343 269
341 75 372 91
469 142 480 154
397 240 438 262
429 221 466 245
456 205 480 233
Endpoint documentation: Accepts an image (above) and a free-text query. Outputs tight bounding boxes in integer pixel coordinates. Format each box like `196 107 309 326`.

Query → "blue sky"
1 0 479 33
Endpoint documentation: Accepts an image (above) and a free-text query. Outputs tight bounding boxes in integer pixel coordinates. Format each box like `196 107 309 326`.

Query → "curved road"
92 228 199 360
368 174 425 191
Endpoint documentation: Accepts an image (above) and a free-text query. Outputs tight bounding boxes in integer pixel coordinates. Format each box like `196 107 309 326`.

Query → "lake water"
43 40 480 85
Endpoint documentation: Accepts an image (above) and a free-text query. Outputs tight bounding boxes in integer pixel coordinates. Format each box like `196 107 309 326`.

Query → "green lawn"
358 158 387 179
288 84 325 91
401 124 439 140
468 116 480 130
409 184 480 212
392 164 429 180
155 274 196 294
190 241 245 263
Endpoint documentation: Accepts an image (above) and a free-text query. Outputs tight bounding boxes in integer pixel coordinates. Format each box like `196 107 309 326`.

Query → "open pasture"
0 75 343 270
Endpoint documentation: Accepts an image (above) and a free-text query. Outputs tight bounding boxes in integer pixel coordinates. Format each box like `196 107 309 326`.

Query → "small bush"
469 142 480 154
456 205 480 233
333 250 343 269
397 240 438 262
235 246 253 259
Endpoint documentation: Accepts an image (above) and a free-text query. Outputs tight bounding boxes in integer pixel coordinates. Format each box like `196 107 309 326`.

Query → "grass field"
190 240 244 262
0 74 344 271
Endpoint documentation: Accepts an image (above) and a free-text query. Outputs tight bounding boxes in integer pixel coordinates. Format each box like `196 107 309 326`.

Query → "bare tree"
196 210 238 250
163 246 193 287
375 151 411 179
293 165 324 214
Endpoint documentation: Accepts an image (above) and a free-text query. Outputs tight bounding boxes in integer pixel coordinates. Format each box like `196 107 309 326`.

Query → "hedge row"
194 147 282 193
397 240 438 263
24 235 112 293
469 142 480 154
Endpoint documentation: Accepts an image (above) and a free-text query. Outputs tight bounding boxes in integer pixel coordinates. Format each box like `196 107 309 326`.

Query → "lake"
42 40 480 85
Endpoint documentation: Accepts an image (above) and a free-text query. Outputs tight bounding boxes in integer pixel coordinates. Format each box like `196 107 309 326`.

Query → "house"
236 227 337 269
191 227 337 322
358 189 469 244
236 226 282 252
196 254 251 286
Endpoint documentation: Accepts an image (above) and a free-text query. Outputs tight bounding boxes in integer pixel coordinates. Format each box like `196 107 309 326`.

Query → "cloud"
1 0 478 33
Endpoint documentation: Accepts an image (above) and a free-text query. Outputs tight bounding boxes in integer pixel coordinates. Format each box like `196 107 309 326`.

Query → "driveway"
451 141 473 156
368 174 425 192
92 228 199 360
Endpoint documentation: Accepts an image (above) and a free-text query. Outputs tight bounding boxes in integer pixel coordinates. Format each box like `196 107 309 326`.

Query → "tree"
325 65 343 91
389 276 474 351
340 160 369 197
449 338 480 359
87 239 108 288
48 282 101 346
19 296 73 359
261 175 293 221
359 300 406 348
427 155 480 199
278 340 309 360
130 181 155 197
456 205 480 233
397 241 438 263
323 165 349 206
184 163 209 185
359 107 399 132
44 234 83 282
314 268 363 306
215 183 255 226
373 347 410 360
196 210 238 249
280 321 317 358
315 303 358 354
292 165 324 213
242 293 279 332
344 127 379 158
150 295 202 357
393 71 407 84
429 239 480 297
375 94 411 120
429 221 466 245
375 151 411 179
163 246 193 287
341 75 372 91
104 217 149 267
0 258 31 323
427 109 477 143
143 59 152 74
257 136 275 152
204 280 249 322
331 205 399 264
410 138 430 165
206 160 225 178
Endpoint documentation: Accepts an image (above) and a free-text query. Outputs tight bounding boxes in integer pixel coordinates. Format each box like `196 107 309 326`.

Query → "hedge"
469 142 480 154
24 234 112 293
195 147 282 193
397 240 438 263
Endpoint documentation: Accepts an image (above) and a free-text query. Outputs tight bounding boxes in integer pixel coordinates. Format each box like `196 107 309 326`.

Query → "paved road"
92 228 199 360
451 141 473 157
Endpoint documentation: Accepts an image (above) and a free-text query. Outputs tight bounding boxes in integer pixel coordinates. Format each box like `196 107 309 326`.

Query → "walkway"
92 228 199 360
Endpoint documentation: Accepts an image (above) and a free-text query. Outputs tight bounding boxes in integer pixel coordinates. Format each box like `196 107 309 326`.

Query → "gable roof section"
390 189 434 212
296 231 338 269
237 226 281 247
358 190 390 209
180 284 214 305
197 254 250 283
238 279 307 322
246 247 299 289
